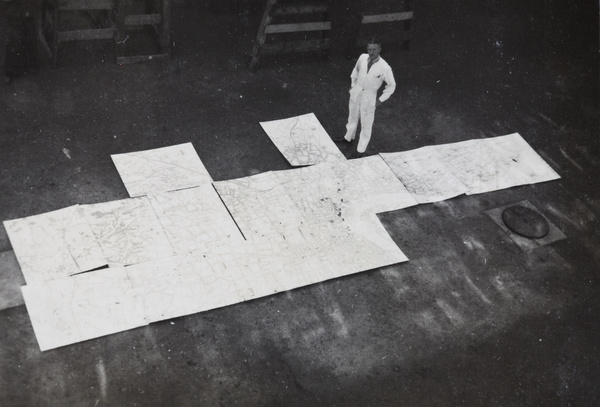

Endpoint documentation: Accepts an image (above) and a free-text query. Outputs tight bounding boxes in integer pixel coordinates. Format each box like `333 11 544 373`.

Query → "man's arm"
350 55 365 87
378 66 396 103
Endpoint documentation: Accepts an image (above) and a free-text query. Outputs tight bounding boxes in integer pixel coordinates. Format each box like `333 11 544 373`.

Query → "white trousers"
344 87 377 153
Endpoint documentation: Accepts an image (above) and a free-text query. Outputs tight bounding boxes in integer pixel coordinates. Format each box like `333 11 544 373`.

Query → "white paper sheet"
260 113 346 166
214 157 417 240
23 215 408 350
148 185 244 254
4 205 106 284
329 156 419 214
437 133 561 195
380 149 467 203
382 133 560 202
22 266 147 351
82 197 175 267
111 142 213 197
13 133 560 351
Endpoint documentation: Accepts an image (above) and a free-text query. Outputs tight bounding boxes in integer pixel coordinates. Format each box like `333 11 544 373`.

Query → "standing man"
335 39 396 157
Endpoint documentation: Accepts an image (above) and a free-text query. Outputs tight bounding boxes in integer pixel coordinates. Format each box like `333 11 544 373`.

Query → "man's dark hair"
367 37 381 46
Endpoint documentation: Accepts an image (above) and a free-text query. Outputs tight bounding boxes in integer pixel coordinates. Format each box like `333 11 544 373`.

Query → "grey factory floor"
0 0 599 406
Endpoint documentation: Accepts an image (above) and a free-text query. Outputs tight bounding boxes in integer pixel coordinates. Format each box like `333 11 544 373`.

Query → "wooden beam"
261 38 330 55
57 0 112 11
37 28 53 59
117 54 169 65
272 4 328 16
264 21 331 34
361 12 413 24
57 28 114 42
160 0 172 53
249 0 278 69
125 14 162 26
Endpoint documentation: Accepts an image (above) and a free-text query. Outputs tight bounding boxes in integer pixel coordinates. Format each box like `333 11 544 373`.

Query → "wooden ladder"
114 0 172 64
41 0 116 65
40 0 171 65
249 0 330 70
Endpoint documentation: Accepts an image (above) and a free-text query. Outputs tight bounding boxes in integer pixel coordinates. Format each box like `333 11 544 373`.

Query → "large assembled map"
4 114 560 351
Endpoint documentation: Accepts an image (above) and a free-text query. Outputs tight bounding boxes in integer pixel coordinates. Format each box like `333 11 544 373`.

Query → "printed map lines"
260 113 346 166
7 130 560 351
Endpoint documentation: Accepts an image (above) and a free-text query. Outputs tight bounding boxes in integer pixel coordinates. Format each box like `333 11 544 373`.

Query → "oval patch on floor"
501 205 550 239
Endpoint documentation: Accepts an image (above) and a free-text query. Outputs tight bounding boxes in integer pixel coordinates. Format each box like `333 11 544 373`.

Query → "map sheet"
10 131 560 351
23 217 408 351
20 154 413 350
381 133 561 203
111 142 213 197
3 205 106 284
435 133 561 194
22 266 147 351
213 156 418 239
148 185 244 254
82 197 175 267
259 113 346 166
380 148 467 203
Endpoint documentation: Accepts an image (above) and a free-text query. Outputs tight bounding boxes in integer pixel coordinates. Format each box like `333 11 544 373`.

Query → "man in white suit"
335 39 396 157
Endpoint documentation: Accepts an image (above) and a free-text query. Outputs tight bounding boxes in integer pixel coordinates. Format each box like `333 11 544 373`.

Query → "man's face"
367 44 381 61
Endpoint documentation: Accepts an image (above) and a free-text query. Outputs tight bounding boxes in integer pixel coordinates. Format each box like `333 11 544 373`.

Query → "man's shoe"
333 136 350 143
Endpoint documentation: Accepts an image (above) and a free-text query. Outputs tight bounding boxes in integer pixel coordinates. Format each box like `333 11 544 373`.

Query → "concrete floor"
1 0 599 406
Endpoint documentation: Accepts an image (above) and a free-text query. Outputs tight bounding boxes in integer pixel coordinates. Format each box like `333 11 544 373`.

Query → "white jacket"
350 54 396 102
